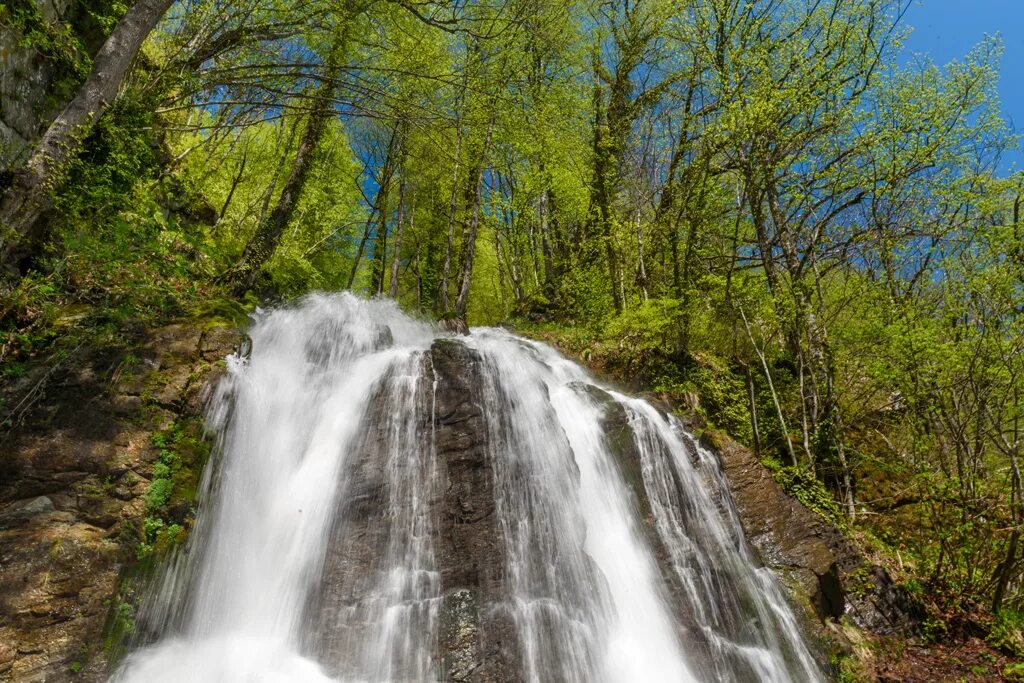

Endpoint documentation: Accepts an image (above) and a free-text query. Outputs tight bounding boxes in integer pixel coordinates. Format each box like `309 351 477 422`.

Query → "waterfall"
112 293 823 683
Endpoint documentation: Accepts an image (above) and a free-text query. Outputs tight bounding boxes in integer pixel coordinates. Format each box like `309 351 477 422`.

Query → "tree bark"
0 0 175 269
387 178 409 299
453 116 495 320
347 127 399 290
439 127 463 315
226 82 333 293
992 448 1023 613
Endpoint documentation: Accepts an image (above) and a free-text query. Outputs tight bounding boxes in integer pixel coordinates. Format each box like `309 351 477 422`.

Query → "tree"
0 0 175 270
223 75 337 293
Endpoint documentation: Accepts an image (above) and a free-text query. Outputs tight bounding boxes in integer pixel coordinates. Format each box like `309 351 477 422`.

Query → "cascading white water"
112 293 823 683
471 331 696 682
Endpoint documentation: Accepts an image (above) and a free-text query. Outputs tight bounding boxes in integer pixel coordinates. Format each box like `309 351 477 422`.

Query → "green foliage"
603 298 682 352
1004 662 1024 682
136 421 205 559
0 0 129 117
988 610 1024 658
770 465 846 527
921 616 949 644
143 477 173 513
832 652 870 683
104 595 136 653
2 0 89 104
683 363 752 442
3 361 27 379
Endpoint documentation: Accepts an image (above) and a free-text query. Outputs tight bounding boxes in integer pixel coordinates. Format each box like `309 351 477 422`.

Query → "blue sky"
900 0 1024 171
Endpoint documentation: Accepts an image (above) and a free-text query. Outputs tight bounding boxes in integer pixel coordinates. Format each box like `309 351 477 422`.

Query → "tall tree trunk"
740 306 797 466
745 365 762 456
388 178 409 298
634 209 649 301
453 116 495 321
226 82 333 293
347 127 399 290
589 79 624 314
439 127 464 315
993 451 1023 613
371 190 391 296
745 178 782 298
538 185 557 293
0 0 175 269
213 148 249 234
373 132 405 296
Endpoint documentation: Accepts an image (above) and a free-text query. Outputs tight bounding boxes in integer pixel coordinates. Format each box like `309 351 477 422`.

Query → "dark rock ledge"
701 431 922 643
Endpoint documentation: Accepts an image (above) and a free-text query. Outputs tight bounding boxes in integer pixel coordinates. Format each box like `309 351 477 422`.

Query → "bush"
988 609 1024 657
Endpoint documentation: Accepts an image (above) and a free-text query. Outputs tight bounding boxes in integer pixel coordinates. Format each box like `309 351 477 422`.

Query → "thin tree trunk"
799 353 814 468
746 365 762 456
371 187 391 296
0 0 175 268
993 451 1023 613
213 148 249 234
635 209 649 302
414 236 424 311
388 180 410 299
226 82 333 293
740 306 797 466
347 127 399 290
539 185 556 291
453 115 495 320
439 128 463 315
373 132 405 296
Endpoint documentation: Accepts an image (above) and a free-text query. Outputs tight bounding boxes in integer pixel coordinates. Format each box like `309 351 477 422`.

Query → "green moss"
1004 662 1024 682
103 593 136 656
134 413 212 563
769 464 847 528
832 652 870 683
108 412 213 656
188 294 258 328
987 609 1024 657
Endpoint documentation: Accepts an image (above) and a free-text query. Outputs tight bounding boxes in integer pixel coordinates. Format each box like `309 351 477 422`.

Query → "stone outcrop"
0 321 240 682
428 339 520 682
0 320 923 682
307 338 521 681
703 430 922 637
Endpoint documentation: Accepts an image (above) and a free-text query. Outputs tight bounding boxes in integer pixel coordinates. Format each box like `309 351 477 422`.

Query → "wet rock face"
429 339 521 682
305 338 521 681
0 323 241 682
577 383 718 672
2 320 912 681
704 431 922 636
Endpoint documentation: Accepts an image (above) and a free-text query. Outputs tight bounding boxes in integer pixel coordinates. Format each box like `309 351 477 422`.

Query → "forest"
1 0 1023 673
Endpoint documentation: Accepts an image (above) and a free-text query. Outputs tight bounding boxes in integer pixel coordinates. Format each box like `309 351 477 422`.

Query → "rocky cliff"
0 321 240 682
